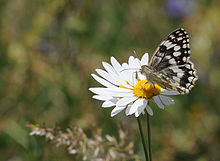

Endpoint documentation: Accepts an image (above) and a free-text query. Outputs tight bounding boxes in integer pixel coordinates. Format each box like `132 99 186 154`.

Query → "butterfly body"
141 65 185 93
141 28 198 94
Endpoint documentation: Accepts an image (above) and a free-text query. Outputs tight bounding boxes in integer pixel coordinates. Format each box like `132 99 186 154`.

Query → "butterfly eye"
159 45 167 52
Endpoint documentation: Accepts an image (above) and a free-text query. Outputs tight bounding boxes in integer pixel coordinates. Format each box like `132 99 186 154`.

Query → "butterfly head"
141 65 155 76
140 65 158 84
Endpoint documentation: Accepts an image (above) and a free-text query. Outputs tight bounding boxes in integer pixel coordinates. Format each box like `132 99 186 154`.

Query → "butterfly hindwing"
161 61 198 94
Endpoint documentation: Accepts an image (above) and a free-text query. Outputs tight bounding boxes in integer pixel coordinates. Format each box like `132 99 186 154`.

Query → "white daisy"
89 53 179 117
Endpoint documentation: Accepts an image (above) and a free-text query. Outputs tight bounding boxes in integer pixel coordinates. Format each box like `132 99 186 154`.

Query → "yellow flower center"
119 80 161 99
133 80 161 99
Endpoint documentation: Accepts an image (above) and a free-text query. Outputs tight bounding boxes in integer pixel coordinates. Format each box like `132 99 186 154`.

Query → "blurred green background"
0 0 220 160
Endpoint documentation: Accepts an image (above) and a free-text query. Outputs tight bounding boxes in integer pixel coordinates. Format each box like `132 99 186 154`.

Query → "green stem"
137 117 149 161
147 113 152 161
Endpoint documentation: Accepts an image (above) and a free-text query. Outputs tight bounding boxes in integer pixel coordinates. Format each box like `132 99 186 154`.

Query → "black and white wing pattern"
148 28 198 94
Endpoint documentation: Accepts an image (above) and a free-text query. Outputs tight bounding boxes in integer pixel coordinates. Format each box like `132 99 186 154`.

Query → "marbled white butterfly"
141 28 198 94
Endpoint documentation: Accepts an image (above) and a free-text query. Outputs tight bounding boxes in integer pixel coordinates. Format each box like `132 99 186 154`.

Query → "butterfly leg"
141 81 149 98
141 84 145 98
152 84 157 96
130 71 139 86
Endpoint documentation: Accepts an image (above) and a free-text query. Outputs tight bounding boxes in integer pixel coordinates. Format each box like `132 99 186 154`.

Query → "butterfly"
141 28 198 94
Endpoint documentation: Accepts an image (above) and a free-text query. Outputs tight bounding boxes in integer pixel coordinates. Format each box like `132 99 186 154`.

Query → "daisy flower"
89 53 179 117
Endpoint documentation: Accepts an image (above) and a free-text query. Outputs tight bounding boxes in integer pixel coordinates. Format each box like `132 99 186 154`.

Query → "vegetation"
0 0 219 160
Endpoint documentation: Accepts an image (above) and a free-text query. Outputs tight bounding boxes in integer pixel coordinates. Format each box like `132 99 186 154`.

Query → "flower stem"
137 117 149 161
147 113 152 161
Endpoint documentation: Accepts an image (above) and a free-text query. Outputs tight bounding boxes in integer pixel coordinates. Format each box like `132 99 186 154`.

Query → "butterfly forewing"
149 28 190 70
146 28 198 94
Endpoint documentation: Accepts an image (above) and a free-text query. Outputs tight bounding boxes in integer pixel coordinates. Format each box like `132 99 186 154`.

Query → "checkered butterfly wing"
149 28 198 94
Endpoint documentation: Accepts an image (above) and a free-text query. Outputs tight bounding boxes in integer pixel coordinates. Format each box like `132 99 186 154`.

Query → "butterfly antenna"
133 50 142 68
133 50 138 58
120 68 140 72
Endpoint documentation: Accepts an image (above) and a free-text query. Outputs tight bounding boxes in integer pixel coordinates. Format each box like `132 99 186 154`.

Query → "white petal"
129 99 144 115
160 90 180 95
126 70 138 87
92 95 113 101
117 75 133 89
117 65 135 88
153 96 165 109
91 74 116 88
102 100 116 108
101 91 134 97
145 104 153 116
122 63 129 68
129 57 140 69
102 62 119 78
134 58 142 68
120 63 131 79
89 87 110 95
135 104 147 117
89 87 134 97
116 97 137 107
128 56 135 66
104 87 132 93
121 71 134 84
159 95 174 106
89 87 129 94
111 57 122 74
135 100 150 117
89 87 113 97
121 60 140 87
141 53 149 66
119 81 133 89
127 58 140 86
96 69 120 85
111 106 126 117
125 105 132 116
110 92 135 98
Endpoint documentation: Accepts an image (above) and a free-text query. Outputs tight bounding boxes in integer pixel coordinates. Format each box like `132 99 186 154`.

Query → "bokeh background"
0 0 220 160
